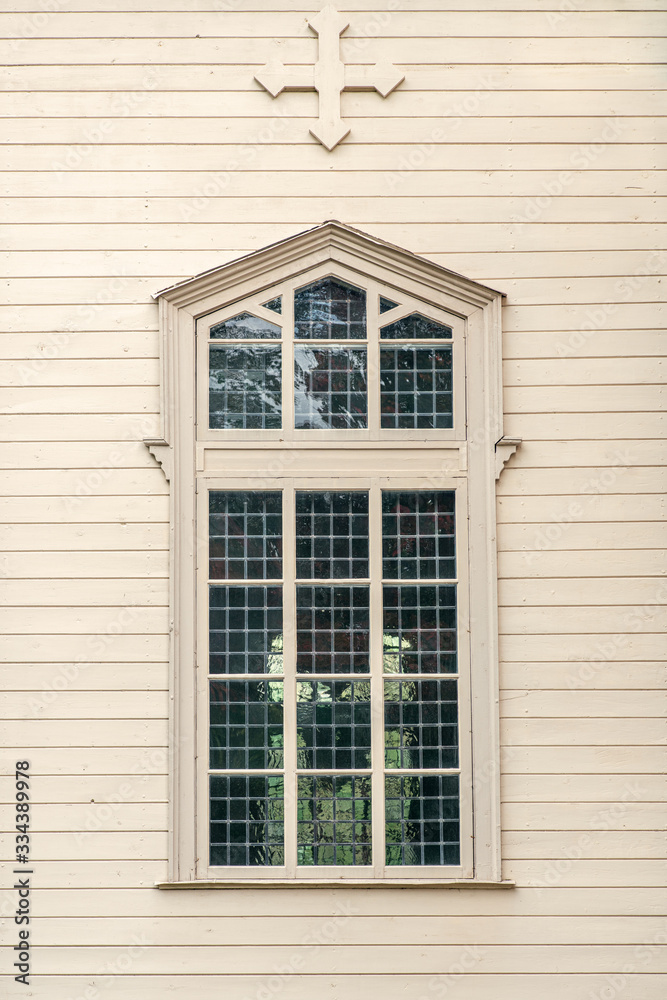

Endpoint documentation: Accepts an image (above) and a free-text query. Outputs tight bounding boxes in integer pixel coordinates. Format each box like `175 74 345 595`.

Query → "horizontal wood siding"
1 2 665 997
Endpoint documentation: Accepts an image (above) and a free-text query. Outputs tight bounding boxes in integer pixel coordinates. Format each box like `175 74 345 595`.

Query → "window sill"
156 878 515 890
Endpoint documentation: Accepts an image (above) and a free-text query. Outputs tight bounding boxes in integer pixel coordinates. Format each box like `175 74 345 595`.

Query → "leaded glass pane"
384 679 458 769
383 585 457 674
385 774 459 866
295 491 369 579
296 586 370 674
209 586 283 675
209 492 282 580
297 680 372 769
210 312 281 339
380 313 453 340
297 774 372 866
379 296 399 313
209 345 281 430
294 346 367 429
294 278 366 340
210 774 284 866
261 297 282 314
380 346 453 429
382 491 455 580
210 679 283 769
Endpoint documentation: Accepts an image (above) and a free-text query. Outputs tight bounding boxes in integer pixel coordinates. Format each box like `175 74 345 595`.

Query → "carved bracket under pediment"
494 436 521 480
145 438 172 482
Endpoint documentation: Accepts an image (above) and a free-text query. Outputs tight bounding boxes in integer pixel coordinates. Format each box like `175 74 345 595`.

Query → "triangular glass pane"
210 312 281 339
379 296 399 314
262 297 282 314
380 313 452 340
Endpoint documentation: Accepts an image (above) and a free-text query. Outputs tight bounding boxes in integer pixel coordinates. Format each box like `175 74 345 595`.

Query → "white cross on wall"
254 5 405 151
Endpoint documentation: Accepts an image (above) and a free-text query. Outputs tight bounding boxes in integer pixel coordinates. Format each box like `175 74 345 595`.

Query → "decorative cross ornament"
254 5 405 151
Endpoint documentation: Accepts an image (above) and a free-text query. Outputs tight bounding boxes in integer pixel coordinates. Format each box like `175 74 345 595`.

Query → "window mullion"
369 479 385 877
283 282 295 434
367 284 380 434
282 482 297 877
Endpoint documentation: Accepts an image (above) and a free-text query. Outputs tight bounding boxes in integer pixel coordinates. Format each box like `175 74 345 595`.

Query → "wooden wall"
1 1 665 997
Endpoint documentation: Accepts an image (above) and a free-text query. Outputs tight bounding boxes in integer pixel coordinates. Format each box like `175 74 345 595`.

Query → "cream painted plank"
497 494 666 524
0 860 166 888
504 413 666 440
0 523 168 551
499 550 667 578
500 523 667 551
6 0 667 12
29 884 667 918
2 10 665 37
500 661 666 689
0 773 167 801
28 913 667 947
501 717 665 744
499 579 667 608
0 495 167 522
2 224 665 255
0 305 157 333
2 170 665 200
504 305 667 333
2 386 159 412
503 802 667 831
0 36 663 63
502 746 666 773
6 144 660 173
497 466 665 493
0 441 159 468
2 633 168 661
504 331 666 359
504 830 667 859
502 774 667 802
29 832 168 860
27 747 168 775
501 441 667 467
0 331 158 359
26 801 166 830
2 551 167 579
0 359 158 386
0 662 167 690
507 859 665 886
0 413 161 440
1 579 168 605
0 607 167 634
5 690 168 719
501 633 666 662
0 470 167 496
501 607 667 636
25 944 667 975
504 358 665 384
4 195 664 225
500 277 667 307
501 689 667 717
2 720 166 746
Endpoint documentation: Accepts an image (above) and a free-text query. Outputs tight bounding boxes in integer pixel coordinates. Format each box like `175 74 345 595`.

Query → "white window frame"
147 222 519 888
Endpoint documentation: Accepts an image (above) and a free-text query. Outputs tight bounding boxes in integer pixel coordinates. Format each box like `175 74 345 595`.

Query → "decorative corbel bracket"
144 438 172 482
494 436 521 480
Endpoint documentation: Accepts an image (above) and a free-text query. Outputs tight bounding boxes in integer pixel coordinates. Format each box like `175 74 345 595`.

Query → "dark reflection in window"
380 313 452 340
210 312 281 339
384 678 458 769
296 586 370 674
296 680 372 769
209 585 283 674
209 345 281 429
294 278 366 340
385 774 459 866
297 774 372 866
379 296 399 313
294 346 367 429
382 491 455 580
383 584 457 675
209 491 282 580
261 297 282 314
296 491 369 579
380 346 452 429
209 679 283 769
210 774 284 867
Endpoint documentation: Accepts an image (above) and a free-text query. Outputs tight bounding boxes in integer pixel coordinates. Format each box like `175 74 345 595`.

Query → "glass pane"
380 313 453 340
296 586 370 674
382 491 455 580
209 492 282 580
209 345 281 430
209 586 283 675
210 679 283 769
261 297 282 314
385 774 459 866
294 346 367 429
210 774 284 867
379 296 399 313
297 774 372 866
383 585 457 675
297 680 372 769
294 277 366 340
210 312 281 339
380 346 453 429
384 679 458 769
296 491 369 579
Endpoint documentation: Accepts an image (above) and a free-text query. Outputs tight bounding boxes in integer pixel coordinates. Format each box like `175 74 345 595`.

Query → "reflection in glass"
294 346 367 429
210 774 284 866
385 774 459 866
382 491 455 580
383 585 457 675
297 680 372 769
296 491 369 579
379 296 399 313
209 586 283 674
209 491 282 580
210 679 284 769
380 313 453 339
384 679 458 769
296 586 370 674
210 312 281 339
380 346 452 429
297 774 372 866
294 278 366 340
209 345 281 429
261 297 282 314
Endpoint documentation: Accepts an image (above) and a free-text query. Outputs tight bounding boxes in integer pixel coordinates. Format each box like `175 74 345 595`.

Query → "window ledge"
156 879 516 890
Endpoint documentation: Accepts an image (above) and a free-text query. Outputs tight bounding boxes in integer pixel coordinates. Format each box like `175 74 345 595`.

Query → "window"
148 223 518 886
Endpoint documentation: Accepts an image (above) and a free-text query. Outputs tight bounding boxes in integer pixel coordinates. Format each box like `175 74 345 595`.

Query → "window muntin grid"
294 346 368 430
210 774 285 867
296 680 372 769
209 345 282 430
382 491 456 580
384 679 458 769
210 312 281 339
296 586 370 675
383 585 457 675
295 490 369 579
380 346 453 430
294 277 366 340
385 774 460 866
209 679 284 770
209 491 282 580
380 312 453 340
297 774 372 866
209 586 283 675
